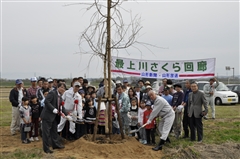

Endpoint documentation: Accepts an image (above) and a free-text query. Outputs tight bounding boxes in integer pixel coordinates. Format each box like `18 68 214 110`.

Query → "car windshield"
197 83 207 91
216 82 229 91
227 86 234 90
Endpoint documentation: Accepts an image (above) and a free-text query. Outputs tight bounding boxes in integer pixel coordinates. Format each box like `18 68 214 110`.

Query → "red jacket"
143 109 155 129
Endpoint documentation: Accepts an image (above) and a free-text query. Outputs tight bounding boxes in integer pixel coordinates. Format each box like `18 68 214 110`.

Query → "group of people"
9 76 218 153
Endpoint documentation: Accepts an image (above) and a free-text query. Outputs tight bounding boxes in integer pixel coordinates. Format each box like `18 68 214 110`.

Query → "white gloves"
53 108 58 114
146 120 151 125
66 115 73 121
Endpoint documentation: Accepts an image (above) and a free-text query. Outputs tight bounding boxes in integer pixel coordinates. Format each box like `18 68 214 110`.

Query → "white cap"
116 80 121 84
73 82 81 87
30 77 37 82
48 78 53 83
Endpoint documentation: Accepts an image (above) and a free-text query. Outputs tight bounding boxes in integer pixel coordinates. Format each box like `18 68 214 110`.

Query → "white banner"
111 56 216 79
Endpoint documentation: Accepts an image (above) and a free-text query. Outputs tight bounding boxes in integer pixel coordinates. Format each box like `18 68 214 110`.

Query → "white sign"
111 56 216 79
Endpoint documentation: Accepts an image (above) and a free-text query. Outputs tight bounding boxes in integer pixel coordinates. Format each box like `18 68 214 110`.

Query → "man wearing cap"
171 84 184 139
48 79 54 92
9 79 29 135
28 77 38 98
162 87 173 105
142 85 152 102
203 77 219 120
57 82 82 140
147 90 175 151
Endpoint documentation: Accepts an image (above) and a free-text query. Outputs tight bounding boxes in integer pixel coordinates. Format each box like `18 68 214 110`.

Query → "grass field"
1 88 240 158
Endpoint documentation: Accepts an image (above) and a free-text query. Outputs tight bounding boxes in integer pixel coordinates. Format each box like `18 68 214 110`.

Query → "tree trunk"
107 0 112 139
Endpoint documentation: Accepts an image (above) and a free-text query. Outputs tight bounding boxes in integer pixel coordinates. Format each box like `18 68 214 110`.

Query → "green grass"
155 105 240 151
0 99 12 126
1 149 44 159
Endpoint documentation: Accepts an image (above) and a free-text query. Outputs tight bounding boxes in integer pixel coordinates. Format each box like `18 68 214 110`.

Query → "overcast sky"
1 0 239 80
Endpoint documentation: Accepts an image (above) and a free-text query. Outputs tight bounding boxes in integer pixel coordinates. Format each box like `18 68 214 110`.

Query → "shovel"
129 123 148 134
65 116 84 124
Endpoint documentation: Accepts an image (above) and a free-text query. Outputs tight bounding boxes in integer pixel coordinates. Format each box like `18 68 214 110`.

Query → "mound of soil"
56 134 163 159
0 127 162 159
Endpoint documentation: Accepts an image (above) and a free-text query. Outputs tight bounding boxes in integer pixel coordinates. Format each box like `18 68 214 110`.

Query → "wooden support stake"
108 100 112 140
92 97 102 141
114 97 125 139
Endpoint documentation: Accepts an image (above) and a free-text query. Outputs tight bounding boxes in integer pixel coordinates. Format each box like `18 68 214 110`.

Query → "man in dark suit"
188 82 208 143
41 83 70 153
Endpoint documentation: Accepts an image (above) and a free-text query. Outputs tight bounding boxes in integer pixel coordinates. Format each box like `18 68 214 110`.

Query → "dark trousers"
30 118 39 137
98 125 105 134
42 119 63 152
75 123 86 139
182 112 190 137
189 115 203 141
86 123 94 134
145 128 155 144
61 121 70 139
20 124 29 141
130 126 140 139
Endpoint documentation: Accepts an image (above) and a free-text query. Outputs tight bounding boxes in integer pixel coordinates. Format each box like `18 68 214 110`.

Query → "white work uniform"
148 96 175 140
57 90 82 134
203 81 219 118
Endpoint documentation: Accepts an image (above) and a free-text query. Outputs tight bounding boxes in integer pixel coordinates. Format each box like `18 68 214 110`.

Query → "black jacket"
41 90 67 122
9 87 28 107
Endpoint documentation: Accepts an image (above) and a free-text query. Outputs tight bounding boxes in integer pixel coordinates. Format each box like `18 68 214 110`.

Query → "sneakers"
22 140 31 144
142 140 147 145
29 137 34 142
35 137 39 141
203 116 208 120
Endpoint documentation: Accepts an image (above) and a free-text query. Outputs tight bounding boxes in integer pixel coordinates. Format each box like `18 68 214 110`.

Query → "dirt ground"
1 126 240 159
0 127 163 159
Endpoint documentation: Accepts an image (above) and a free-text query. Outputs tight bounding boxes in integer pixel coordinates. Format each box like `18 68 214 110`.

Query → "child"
90 91 97 108
138 100 147 144
29 95 42 142
128 97 139 138
143 100 156 145
19 97 32 144
84 99 97 134
98 101 106 135
112 101 120 134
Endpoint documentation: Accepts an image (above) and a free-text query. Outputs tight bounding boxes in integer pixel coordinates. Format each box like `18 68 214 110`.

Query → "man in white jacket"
57 82 82 140
147 90 175 151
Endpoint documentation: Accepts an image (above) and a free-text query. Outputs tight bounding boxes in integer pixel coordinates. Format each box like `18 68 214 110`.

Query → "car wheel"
215 98 222 105
231 103 236 105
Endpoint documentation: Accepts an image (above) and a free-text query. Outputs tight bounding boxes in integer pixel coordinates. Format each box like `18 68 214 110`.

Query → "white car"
152 80 163 94
196 81 238 105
